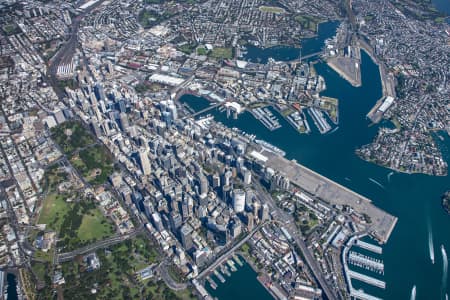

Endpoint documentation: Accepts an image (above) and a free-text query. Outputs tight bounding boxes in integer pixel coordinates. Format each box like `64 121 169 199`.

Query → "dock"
286 111 310 133
213 270 225 283
347 270 386 289
257 150 397 244
220 264 231 277
351 289 382 300
343 236 384 300
206 276 217 290
251 107 281 131
308 107 331 134
233 254 243 267
355 240 383 254
227 259 237 272
349 251 384 274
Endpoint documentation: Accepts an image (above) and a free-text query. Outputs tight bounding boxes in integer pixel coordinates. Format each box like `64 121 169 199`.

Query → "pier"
355 240 383 254
308 107 331 134
213 270 226 283
251 107 281 131
206 276 217 290
347 270 386 289
233 255 243 267
227 259 237 272
351 289 383 300
349 251 384 273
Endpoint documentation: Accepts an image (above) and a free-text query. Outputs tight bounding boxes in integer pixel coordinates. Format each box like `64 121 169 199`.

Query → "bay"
180 20 450 299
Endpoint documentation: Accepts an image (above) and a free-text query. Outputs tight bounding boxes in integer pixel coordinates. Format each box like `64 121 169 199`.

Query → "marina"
206 275 218 290
214 270 226 283
205 256 272 300
349 251 384 274
232 254 243 267
227 259 237 272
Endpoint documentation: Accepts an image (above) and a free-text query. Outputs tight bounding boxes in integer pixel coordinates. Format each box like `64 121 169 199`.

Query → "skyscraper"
233 189 246 213
139 149 151 175
180 224 193 250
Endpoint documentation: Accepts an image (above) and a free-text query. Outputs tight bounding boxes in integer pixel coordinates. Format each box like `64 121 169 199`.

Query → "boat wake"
327 126 339 135
368 177 385 190
429 221 435 264
387 171 394 183
410 285 416 300
344 177 351 182
442 245 448 295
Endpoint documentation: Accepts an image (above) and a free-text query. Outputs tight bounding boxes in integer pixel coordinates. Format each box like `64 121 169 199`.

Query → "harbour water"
180 20 450 299
242 21 339 63
204 258 272 300
432 0 450 15
6 273 18 300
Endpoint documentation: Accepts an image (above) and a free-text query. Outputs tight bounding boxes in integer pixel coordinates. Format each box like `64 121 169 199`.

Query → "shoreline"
237 251 283 300
358 39 396 123
326 57 362 87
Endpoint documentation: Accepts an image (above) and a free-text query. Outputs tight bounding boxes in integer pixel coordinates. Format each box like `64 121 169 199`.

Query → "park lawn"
31 262 48 282
55 235 196 300
37 193 70 231
77 209 114 242
209 47 233 59
258 5 285 14
294 14 322 32
196 46 208 55
51 121 96 155
70 144 114 185
33 249 54 263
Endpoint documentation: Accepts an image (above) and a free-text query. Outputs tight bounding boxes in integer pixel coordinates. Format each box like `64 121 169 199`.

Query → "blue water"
432 0 450 15
180 51 450 300
204 259 272 300
6 273 18 300
242 21 339 64
180 19 450 300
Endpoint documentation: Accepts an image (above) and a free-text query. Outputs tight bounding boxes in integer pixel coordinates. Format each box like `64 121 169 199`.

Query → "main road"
197 222 265 279
253 181 338 300
48 0 107 98
56 225 143 263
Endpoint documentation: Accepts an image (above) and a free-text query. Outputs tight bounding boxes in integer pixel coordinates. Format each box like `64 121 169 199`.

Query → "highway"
56 226 143 263
253 180 338 300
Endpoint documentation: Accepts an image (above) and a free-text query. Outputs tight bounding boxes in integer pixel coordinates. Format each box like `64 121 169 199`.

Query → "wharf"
355 240 383 254
206 276 217 290
349 251 384 273
326 52 362 87
213 270 225 283
347 270 386 289
257 150 397 244
308 107 331 134
233 254 244 267
251 107 281 131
